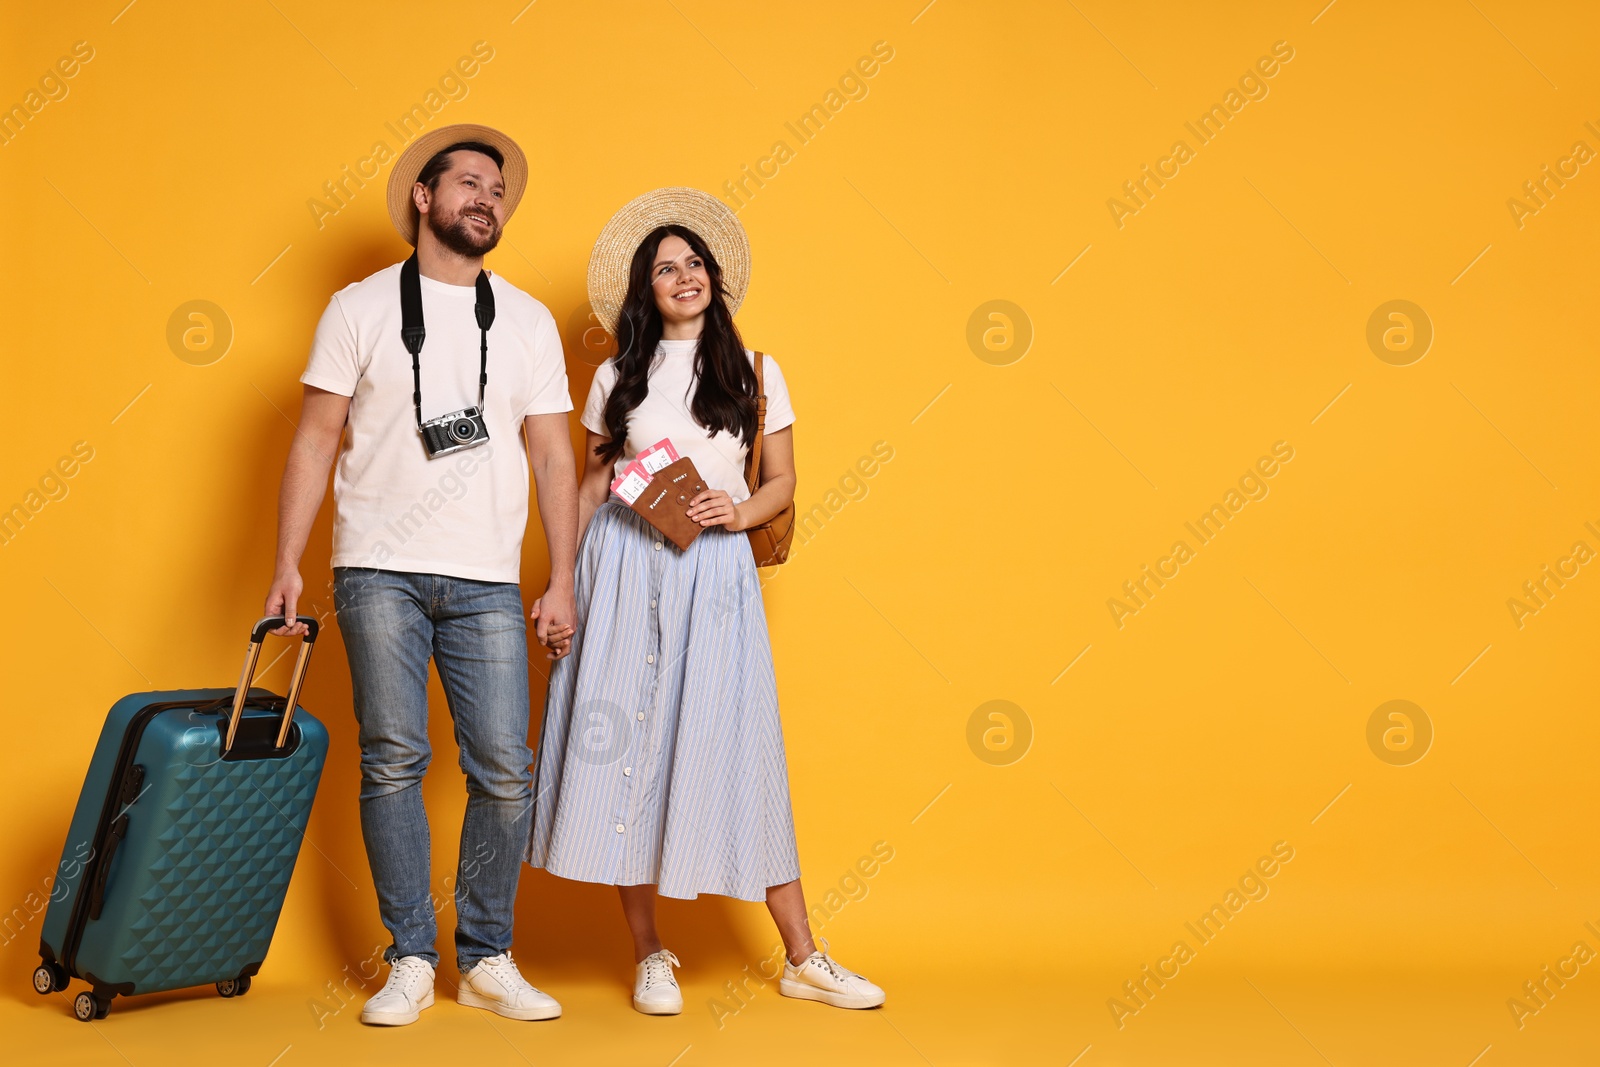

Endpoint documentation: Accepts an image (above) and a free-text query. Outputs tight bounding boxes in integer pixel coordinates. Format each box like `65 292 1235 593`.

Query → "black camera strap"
399 251 496 430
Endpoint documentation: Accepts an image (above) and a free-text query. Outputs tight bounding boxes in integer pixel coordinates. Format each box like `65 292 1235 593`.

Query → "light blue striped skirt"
526 497 801 901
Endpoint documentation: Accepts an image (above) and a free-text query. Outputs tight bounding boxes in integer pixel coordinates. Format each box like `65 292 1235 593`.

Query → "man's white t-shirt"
581 337 795 503
300 262 572 584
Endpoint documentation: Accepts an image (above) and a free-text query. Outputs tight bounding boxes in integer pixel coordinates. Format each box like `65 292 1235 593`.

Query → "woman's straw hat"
386 123 528 246
587 187 751 335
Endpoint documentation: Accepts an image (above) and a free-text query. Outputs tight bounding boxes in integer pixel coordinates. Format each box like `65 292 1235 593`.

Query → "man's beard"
427 204 501 257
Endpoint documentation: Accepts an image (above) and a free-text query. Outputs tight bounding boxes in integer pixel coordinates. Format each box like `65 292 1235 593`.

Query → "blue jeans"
332 567 532 973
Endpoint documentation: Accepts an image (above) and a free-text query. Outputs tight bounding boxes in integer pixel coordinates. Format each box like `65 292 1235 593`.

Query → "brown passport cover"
627 456 710 551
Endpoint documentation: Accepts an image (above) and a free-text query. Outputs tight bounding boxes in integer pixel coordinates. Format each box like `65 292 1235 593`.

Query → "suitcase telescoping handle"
225 615 320 754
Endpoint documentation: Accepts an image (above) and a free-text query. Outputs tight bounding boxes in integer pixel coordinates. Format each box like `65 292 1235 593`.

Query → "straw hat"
386 123 528 246
587 187 751 336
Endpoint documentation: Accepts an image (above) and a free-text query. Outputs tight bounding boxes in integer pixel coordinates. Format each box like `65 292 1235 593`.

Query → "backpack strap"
743 351 767 496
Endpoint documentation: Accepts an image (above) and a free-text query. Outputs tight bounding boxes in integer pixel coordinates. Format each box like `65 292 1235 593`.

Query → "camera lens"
449 418 477 443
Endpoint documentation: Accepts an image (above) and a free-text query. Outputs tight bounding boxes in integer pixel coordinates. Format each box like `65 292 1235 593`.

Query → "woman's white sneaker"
633 949 683 1015
360 955 436 1026
778 938 885 1009
457 951 562 1020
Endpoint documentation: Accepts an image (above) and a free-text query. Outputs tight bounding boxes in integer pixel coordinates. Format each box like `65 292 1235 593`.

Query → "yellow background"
4 1 1598 1064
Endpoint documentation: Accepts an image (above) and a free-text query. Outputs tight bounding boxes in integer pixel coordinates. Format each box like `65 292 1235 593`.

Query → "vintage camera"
419 406 490 458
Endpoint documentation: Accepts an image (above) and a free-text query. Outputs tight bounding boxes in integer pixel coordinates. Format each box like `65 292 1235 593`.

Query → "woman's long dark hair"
596 224 757 464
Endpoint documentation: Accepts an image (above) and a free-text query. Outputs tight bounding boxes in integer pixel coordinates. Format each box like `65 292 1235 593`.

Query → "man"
264 123 577 1026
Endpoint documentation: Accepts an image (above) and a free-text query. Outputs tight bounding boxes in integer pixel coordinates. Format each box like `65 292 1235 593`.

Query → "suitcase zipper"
86 764 145 921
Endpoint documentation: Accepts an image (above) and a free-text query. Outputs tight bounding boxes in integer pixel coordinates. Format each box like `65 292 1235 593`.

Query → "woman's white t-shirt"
299 262 573 583
581 338 794 504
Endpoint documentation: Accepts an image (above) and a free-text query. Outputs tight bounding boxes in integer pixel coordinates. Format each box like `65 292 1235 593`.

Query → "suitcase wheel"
217 976 251 998
32 962 67 995
73 991 110 1021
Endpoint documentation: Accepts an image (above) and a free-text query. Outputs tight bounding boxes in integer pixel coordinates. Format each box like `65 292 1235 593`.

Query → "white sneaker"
360 955 436 1026
633 949 682 1015
779 938 885 1009
457 950 562 1020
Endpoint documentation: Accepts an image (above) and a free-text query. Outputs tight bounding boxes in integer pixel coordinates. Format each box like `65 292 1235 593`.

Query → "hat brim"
587 187 751 337
386 123 528 246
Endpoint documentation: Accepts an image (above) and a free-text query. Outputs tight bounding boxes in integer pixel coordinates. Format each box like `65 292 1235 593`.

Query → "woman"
525 188 884 1015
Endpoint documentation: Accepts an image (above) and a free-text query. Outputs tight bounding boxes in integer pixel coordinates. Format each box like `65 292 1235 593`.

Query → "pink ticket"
611 461 651 504
637 438 681 474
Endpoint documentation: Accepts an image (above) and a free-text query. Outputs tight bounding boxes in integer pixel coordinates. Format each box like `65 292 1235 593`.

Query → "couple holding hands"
262 123 882 1025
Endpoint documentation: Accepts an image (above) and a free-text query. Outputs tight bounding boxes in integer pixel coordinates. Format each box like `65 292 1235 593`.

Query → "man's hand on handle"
265 568 309 637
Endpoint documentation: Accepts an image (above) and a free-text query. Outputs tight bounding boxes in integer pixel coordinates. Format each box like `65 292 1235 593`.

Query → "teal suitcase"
33 616 328 1021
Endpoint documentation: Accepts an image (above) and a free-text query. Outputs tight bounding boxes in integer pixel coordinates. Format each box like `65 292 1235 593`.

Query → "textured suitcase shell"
40 686 327 997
